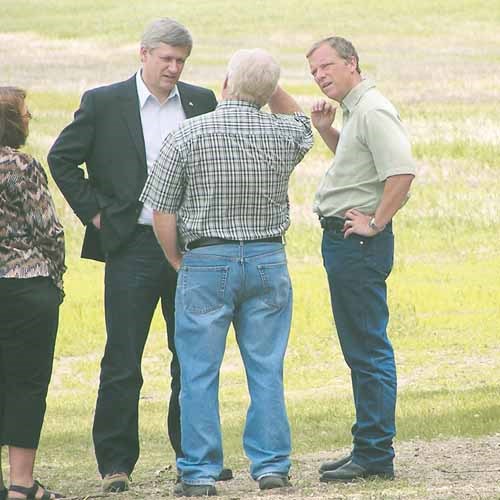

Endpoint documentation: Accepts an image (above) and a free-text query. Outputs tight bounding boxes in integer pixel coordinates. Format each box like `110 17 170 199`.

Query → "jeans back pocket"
257 261 291 309
180 265 229 314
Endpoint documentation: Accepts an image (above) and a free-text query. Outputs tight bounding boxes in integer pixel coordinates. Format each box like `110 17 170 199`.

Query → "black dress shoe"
320 460 394 482
319 454 352 473
176 467 233 483
217 468 233 481
174 482 217 497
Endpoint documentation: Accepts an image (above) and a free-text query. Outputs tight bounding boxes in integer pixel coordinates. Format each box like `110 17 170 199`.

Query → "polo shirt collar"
135 70 180 108
341 78 376 113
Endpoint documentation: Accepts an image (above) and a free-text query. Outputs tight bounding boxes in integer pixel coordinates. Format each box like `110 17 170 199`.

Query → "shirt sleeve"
139 132 187 213
25 158 66 294
362 108 416 181
291 112 314 164
47 90 101 224
272 112 314 165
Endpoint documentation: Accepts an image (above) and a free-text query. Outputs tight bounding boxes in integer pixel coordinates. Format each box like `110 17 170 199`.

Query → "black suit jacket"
48 76 218 261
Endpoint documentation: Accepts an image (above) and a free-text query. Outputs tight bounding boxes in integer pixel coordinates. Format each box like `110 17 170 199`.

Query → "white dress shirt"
136 70 186 225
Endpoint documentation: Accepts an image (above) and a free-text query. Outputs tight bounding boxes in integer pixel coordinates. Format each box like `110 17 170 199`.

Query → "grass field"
1 1 500 498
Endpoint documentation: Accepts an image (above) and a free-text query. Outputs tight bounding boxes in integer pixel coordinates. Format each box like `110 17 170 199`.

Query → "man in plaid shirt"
140 48 313 497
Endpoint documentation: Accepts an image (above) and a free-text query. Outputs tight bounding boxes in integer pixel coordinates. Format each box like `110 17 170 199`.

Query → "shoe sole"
259 478 291 490
259 484 290 490
174 485 217 497
320 472 394 483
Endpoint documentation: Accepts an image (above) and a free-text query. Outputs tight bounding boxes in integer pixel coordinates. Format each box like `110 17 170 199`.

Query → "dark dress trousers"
48 75 218 476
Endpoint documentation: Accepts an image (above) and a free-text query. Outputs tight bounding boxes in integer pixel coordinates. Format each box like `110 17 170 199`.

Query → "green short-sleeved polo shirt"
313 79 416 218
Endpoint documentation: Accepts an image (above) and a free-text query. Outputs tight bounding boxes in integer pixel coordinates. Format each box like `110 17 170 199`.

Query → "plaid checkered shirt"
140 100 313 244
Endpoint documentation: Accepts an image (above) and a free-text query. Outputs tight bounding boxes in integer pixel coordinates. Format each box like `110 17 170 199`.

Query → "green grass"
2 1 500 497
5 0 500 41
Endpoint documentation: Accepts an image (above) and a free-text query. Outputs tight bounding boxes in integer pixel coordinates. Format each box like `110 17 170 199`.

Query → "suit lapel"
118 76 147 170
178 82 198 119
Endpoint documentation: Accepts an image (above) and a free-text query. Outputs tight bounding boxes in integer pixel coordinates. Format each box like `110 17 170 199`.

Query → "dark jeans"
92 225 180 477
321 225 396 472
0 277 60 449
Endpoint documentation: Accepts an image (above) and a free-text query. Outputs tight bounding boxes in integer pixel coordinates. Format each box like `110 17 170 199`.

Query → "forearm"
152 210 182 271
317 126 340 154
343 174 414 238
268 85 302 114
374 174 415 227
311 99 339 153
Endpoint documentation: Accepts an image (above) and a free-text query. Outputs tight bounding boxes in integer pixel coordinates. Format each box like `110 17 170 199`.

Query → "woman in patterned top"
0 87 65 500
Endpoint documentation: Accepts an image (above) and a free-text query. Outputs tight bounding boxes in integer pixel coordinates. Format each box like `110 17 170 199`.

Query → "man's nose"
168 60 181 73
315 69 326 83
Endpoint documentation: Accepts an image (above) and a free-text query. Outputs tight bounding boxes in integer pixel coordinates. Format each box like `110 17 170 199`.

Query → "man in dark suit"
47 18 230 493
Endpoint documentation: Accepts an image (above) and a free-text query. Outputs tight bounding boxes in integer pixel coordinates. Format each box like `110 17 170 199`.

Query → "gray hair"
307 36 361 74
226 49 280 107
141 18 193 55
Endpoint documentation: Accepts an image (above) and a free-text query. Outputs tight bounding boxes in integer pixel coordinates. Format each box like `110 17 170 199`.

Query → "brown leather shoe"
102 472 129 492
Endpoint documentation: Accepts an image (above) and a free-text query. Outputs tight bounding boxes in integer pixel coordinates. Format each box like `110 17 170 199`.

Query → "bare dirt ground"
62 435 500 500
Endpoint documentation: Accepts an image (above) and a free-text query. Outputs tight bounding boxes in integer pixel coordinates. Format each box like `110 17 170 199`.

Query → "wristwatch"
369 217 385 232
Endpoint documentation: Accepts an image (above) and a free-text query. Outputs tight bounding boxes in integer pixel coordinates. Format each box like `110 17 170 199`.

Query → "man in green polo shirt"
307 36 416 482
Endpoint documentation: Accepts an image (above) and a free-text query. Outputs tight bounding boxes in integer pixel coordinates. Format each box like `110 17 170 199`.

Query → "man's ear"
221 75 229 99
347 56 357 73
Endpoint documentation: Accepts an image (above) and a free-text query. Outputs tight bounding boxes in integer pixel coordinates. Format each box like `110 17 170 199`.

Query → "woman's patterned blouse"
0 146 66 297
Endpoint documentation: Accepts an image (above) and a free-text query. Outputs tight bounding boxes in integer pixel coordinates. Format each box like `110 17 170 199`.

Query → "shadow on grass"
38 384 499 474
283 384 500 455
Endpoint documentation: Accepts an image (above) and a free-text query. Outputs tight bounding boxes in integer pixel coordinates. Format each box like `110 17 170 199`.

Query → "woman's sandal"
7 480 63 500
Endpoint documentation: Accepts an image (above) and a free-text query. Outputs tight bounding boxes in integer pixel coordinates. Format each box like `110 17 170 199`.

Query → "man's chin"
162 79 177 91
321 85 336 99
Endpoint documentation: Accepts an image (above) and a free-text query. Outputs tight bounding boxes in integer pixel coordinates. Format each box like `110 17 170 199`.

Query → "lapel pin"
188 101 194 107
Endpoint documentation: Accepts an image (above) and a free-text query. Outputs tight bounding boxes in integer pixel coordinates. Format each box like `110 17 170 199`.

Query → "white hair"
226 49 280 107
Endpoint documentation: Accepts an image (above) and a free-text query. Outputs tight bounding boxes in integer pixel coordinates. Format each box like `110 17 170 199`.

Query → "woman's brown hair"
0 86 28 149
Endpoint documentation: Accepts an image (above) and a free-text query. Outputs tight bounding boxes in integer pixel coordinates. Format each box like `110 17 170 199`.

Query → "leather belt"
319 216 346 231
319 216 392 232
187 236 282 250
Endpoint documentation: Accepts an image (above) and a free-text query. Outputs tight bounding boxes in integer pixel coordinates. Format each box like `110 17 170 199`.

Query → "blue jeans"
175 242 292 485
321 225 396 473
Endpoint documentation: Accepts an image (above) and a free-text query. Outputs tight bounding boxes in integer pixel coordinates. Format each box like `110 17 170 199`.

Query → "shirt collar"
217 99 261 111
341 78 376 113
135 70 180 108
